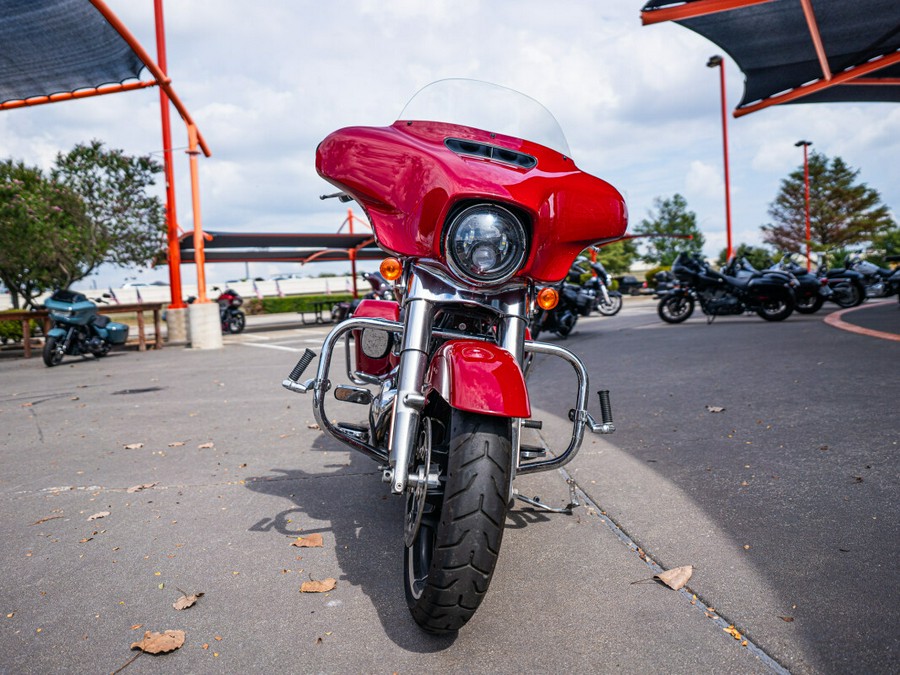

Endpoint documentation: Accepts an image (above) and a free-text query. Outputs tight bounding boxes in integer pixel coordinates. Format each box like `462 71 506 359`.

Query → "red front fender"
426 340 531 418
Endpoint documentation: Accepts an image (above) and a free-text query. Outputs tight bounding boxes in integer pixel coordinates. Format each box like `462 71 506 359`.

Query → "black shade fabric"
0 0 146 104
178 232 386 264
642 0 900 111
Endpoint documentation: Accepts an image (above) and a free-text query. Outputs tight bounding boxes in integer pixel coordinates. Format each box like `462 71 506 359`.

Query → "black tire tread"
407 411 511 634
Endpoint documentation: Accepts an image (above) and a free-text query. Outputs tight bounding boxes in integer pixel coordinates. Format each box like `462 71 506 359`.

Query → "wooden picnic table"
0 302 164 358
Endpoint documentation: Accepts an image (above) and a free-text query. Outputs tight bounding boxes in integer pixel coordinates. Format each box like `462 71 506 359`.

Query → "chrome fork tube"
387 296 434 494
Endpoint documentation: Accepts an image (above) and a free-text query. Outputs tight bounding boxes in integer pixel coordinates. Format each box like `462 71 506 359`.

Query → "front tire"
42 336 65 367
226 310 246 334
658 295 694 323
831 281 865 308
404 409 512 634
597 293 623 316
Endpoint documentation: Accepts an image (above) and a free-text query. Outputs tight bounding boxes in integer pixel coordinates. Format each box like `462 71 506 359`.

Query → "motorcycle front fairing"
316 121 627 283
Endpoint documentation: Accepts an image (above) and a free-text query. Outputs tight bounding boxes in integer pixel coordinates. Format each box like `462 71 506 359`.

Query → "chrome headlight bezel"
444 203 528 286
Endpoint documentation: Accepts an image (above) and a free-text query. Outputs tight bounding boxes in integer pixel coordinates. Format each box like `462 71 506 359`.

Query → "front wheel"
658 295 694 323
42 336 65 367
226 310 246 334
404 409 512 634
596 293 623 316
831 281 865 308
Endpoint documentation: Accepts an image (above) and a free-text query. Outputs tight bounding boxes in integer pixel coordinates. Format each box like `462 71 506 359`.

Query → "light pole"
795 140 813 271
707 55 733 261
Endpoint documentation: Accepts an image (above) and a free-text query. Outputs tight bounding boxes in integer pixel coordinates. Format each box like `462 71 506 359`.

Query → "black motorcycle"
657 252 796 324
530 264 592 338
581 259 623 316
764 255 833 314
846 253 900 300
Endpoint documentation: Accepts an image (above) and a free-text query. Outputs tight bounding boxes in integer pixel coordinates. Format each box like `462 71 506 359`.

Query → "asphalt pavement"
1 298 897 673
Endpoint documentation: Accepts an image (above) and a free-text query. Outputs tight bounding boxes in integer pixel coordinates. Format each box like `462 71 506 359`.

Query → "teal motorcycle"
42 290 129 367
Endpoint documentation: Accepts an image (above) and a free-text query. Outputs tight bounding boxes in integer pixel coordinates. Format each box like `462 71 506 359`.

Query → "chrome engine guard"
284 315 612 482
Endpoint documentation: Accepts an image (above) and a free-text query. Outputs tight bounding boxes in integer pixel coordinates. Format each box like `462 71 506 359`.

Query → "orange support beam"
735 51 900 116
0 80 157 111
799 0 832 81
641 0 775 26
89 0 211 158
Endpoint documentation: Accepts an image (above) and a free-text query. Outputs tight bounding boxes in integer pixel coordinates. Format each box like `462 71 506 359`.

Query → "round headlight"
445 204 527 284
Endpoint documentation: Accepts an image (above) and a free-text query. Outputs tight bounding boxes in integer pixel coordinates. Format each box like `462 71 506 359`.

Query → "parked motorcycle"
846 253 900 300
215 287 245 333
282 79 627 632
330 271 396 323
42 290 129 367
766 254 832 313
581 258 623 316
530 263 593 338
657 252 796 323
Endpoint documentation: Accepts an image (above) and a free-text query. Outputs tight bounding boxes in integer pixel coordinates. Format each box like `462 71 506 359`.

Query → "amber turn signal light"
380 257 402 281
536 287 559 310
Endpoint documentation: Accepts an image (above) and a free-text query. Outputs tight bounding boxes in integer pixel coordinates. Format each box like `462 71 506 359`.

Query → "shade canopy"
641 0 900 116
178 232 386 264
0 0 146 104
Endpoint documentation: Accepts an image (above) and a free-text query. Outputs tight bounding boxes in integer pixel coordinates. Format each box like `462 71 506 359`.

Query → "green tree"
0 160 98 308
762 151 895 252
868 227 900 268
716 243 775 270
633 194 705 266
593 239 639 275
51 139 165 270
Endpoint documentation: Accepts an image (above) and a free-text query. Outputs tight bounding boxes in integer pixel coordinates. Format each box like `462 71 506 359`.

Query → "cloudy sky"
3 0 898 287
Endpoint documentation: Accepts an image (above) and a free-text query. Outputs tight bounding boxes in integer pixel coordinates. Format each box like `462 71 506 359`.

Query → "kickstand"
513 478 580 515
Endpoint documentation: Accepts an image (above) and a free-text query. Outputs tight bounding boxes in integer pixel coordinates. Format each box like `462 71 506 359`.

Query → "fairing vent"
445 138 537 169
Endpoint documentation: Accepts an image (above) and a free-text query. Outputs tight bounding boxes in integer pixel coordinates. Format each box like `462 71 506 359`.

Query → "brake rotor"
404 417 432 547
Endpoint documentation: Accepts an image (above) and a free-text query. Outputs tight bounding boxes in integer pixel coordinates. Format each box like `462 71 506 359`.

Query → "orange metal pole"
187 124 208 303
719 61 733 260
89 0 211 157
0 81 157 111
347 208 359 298
154 0 184 308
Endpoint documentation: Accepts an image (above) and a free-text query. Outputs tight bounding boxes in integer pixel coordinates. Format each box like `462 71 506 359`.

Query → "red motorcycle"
215 287 245 334
282 79 627 632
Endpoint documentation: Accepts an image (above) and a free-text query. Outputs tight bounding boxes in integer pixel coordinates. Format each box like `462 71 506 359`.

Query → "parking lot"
1 298 897 673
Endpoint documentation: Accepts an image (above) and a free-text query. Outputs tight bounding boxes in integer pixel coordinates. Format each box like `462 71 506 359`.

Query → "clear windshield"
398 79 571 157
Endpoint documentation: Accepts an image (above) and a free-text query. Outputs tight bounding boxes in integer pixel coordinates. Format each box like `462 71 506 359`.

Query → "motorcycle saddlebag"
105 322 130 345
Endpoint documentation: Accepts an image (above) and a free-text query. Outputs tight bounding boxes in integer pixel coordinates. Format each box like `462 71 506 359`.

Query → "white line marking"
241 342 303 353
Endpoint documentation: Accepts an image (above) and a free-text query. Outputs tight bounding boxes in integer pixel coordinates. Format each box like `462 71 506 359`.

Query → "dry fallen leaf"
130 624 143 630
291 533 324 548
31 514 64 526
168 441 185 447
300 578 336 593
307 423 320 430
131 629 185 654
779 615 795 622
127 482 157 494
655 565 693 590
87 511 110 521
706 405 726 413
197 442 214 449
724 625 743 641
173 591 204 611
123 443 144 450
